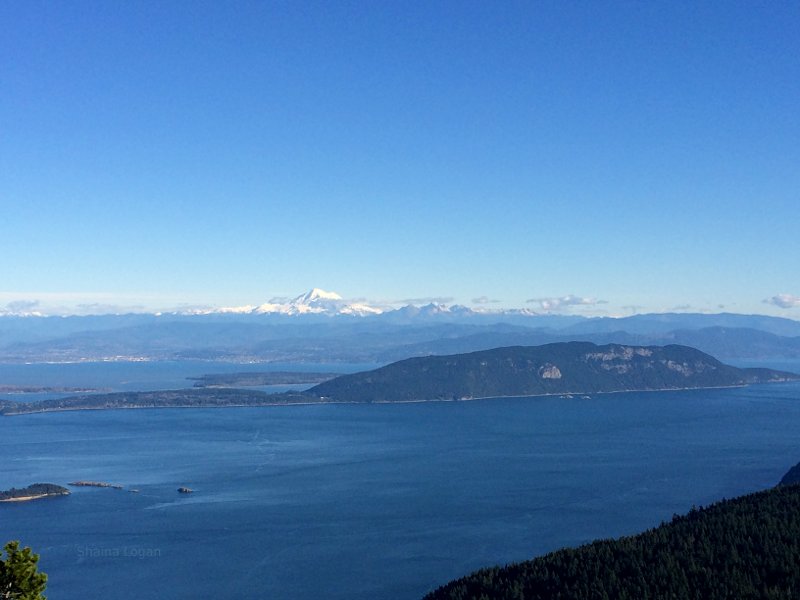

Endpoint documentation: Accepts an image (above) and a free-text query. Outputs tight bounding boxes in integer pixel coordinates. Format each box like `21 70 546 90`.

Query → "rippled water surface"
1 362 799 599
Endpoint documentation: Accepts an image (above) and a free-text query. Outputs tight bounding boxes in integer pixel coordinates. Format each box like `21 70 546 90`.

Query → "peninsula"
0 344 796 415
0 385 105 394
0 389 315 415
189 371 337 388
0 483 70 503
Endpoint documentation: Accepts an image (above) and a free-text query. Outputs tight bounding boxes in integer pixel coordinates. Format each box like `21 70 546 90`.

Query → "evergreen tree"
0 541 47 600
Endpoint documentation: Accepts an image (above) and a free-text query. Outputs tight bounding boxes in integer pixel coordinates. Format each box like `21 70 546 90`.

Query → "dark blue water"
2 379 800 599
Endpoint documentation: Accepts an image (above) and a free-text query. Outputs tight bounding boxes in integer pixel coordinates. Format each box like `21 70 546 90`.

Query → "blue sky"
1 1 798 316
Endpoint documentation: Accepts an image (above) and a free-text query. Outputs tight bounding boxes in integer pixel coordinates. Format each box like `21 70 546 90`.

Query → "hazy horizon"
0 285 799 319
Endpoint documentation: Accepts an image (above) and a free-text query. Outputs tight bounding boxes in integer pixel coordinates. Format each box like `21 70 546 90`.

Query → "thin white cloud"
764 293 800 309
621 305 644 314
74 303 149 315
472 296 501 305
526 295 606 312
0 292 206 316
396 296 454 305
5 299 41 313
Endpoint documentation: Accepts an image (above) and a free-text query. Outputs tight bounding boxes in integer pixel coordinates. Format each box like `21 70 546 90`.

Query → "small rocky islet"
1 481 197 502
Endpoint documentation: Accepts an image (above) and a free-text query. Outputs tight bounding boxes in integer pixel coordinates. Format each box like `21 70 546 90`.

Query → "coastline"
0 495 50 502
0 381 779 417
0 493 69 503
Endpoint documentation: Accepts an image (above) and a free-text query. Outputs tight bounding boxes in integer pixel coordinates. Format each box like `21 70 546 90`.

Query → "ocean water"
1 376 799 599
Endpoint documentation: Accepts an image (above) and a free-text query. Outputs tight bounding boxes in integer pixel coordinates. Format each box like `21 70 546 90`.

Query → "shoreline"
0 493 68 503
2 381 789 417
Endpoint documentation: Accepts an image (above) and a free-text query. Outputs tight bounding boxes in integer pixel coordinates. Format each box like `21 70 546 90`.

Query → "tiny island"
68 481 124 490
0 483 70 503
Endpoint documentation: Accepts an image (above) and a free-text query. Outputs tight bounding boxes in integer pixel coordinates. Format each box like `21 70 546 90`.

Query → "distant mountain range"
186 288 385 317
375 325 800 363
1 288 799 363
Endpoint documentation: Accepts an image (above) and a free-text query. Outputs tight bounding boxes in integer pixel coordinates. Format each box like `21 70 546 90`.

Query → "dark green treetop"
425 484 800 599
0 541 47 600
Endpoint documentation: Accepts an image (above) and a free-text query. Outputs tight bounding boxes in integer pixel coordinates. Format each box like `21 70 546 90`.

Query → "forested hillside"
425 484 800 600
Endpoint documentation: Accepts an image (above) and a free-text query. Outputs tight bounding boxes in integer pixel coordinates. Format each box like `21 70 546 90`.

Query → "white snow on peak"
0 310 45 317
294 288 343 303
172 288 553 320
338 303 384 316
252 302 293 315
215 305 258 314
210 288 384 317
418 303 453 314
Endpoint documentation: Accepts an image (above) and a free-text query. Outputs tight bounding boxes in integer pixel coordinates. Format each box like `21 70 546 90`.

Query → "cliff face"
309 342 799 403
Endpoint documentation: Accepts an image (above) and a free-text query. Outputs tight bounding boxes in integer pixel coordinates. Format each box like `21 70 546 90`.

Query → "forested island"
1 344 796 416
425 481 800 599
189 371 337 388
0 484 70 503
309 342 798 403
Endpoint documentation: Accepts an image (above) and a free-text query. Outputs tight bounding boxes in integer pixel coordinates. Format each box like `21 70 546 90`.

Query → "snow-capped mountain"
199 290 534 320
0 288 550 321
209 288 385 317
